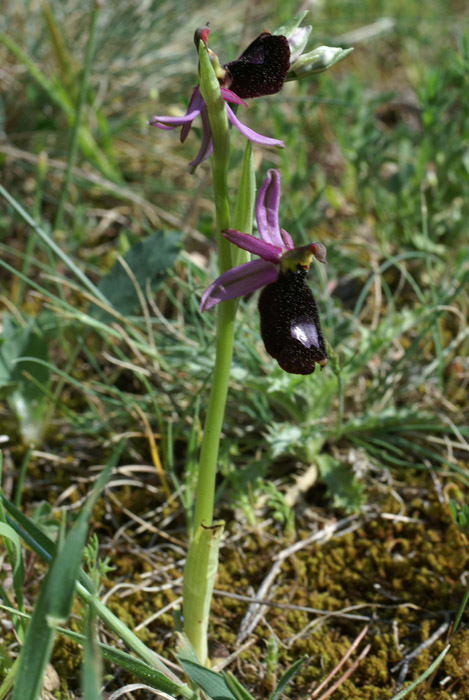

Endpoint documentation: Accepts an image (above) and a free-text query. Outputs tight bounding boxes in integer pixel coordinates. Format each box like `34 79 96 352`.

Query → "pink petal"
220 88 249 108
200 259 279 312
188 105 213 172
223 229 283 263
255 169 284 247
147 109 200 130
281 228 294 250
225 105 285 149
181 87 205 142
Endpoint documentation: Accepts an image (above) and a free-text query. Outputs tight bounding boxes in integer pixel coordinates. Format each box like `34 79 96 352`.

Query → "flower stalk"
190 38 235 534
183 38 237 665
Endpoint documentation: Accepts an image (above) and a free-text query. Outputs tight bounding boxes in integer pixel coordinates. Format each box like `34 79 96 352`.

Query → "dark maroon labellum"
222 33 290 99
258 267 328 375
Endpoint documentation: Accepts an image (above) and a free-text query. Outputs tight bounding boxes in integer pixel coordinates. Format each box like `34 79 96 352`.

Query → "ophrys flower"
200 169 328 374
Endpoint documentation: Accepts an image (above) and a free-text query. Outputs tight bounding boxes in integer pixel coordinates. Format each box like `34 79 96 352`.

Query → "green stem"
182 39 237 666
54 1 101 232
193 300 236 530
192 41 234 532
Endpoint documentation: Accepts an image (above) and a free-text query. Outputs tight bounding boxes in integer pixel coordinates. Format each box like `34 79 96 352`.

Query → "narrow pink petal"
181 87 205 142
200 259 279 312
281 228 294 250
255 169 284 247
223 229 283 263
188 105 213 172
220 88 249 108
225 105 285 149
147 109 200 129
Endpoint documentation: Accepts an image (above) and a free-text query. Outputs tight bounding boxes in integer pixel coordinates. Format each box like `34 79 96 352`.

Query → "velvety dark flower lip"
258 267 327 374
221 32 291 99
200 169 328 374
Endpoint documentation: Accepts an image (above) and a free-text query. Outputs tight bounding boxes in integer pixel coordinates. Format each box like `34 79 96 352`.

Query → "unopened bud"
287 26 312 63
194 24 210 49
288 46 353 80
273 11 312 64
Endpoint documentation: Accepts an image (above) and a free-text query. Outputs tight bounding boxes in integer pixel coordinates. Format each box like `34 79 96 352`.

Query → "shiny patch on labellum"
258 267 327 375
222 33 290 99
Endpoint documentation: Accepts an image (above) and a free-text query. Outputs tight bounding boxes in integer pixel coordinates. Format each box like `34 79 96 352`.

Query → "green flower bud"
273 11 312 63
288 45 354 80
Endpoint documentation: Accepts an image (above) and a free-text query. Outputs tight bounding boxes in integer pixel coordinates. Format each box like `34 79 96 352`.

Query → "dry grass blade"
309 625 369 699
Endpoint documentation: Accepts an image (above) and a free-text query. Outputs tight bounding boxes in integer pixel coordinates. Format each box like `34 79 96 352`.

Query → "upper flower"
148 85 284 172
200 169 326 312
147 26 290 172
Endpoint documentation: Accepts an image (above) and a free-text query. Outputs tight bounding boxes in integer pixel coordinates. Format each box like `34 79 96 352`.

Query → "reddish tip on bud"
194 24 210 49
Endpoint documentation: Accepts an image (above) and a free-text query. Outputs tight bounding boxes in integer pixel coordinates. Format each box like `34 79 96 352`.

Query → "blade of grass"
81 607 102 700
0 185 109 305
54 0 102 232
389 645 450 700
11 454 114 700
0 32 118 181
1 494 185 681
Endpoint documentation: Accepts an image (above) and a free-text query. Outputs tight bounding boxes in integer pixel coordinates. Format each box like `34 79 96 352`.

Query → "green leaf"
274 11 309 37
182 522 224 664
176 634 243 700
47 462 113 625
223 672 256 700
11 460 113 700
93 230 182 319
177 658 237 700
0 523 25 592
389 645 450 700
265 423 303 459
81 610 102 700
0 314 50 445
268 656 306 700
231 142 255 267
10 559 58 699
80 635 187 696
317 455 364 511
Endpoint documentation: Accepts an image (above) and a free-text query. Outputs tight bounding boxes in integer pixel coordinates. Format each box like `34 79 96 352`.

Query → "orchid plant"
148 12 351 665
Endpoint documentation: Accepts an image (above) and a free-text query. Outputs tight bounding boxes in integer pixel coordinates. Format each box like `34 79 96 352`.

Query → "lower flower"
200 169 328 375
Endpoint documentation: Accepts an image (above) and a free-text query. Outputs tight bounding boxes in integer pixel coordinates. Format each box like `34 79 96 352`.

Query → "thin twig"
391 620 449 691
310 625 369 699
316 644 371 700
